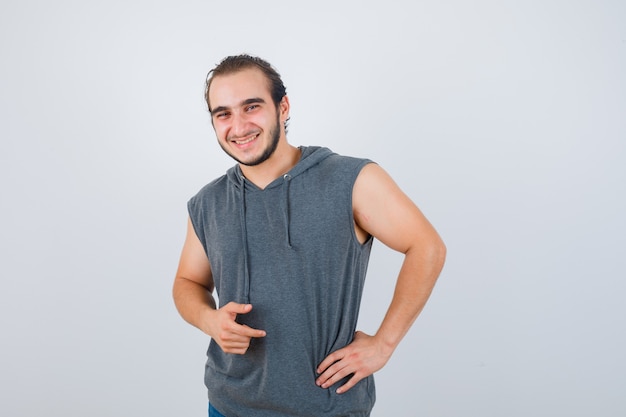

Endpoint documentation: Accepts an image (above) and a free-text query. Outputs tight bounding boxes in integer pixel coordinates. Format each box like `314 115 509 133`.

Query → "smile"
232 133 259 145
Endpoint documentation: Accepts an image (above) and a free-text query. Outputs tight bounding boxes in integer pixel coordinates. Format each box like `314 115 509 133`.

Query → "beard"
219 115 281 167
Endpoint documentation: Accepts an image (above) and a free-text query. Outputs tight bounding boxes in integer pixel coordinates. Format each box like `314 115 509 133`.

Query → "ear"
279 95 290 123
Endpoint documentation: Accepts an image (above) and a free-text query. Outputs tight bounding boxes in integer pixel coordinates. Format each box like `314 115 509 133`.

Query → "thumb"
223 301 253 316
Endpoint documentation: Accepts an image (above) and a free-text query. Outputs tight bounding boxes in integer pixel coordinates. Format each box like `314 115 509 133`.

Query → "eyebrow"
210 97 267 116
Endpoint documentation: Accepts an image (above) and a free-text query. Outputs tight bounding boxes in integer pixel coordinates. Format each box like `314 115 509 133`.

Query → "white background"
1 1 624 416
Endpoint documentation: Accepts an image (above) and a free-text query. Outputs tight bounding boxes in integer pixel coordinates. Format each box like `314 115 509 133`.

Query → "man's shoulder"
317 150 374 173
188 173 231 206
197 174 229 192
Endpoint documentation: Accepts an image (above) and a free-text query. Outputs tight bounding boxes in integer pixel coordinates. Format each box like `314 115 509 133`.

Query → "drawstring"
238 171 293 304
283 173 293 248
238 173 251 303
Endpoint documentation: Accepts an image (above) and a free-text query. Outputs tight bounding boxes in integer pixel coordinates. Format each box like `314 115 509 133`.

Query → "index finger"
317 349 343 374
235 323 266 339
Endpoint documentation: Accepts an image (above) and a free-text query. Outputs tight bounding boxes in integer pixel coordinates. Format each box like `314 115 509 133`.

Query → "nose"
230 112 249 137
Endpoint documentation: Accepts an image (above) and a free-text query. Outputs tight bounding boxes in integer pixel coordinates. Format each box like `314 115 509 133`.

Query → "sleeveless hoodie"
188 146 376 416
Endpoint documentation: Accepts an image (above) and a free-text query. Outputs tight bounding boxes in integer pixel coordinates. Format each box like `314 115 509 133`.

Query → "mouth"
231 133 259 146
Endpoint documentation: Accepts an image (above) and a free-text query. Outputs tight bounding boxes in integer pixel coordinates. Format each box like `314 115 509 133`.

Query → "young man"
173 54 446 417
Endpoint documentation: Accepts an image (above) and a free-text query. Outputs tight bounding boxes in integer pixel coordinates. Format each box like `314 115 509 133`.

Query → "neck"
239 143 301 189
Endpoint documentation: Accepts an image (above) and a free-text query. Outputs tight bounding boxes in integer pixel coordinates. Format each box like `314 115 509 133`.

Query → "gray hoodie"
188 146 376 416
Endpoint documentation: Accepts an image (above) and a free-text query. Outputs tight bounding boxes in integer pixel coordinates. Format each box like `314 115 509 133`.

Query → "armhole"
351 161 376 247
187 198 209 256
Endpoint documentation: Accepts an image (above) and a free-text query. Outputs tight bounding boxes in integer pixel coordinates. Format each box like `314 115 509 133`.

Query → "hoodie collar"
226 146 334 191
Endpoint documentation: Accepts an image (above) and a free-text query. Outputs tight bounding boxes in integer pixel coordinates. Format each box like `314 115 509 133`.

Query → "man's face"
208 68 287 167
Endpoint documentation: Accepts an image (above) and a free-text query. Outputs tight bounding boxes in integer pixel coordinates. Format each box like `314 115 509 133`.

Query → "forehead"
208 68 272 107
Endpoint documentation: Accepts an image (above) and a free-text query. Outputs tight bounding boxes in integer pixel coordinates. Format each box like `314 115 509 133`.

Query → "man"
173 54 446 417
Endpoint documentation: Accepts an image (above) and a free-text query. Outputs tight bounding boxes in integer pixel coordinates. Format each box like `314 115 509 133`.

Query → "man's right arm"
172 217 266 354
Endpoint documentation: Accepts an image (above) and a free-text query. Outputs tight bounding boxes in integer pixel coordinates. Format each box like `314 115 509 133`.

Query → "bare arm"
316 163 446 393
173 217 265 354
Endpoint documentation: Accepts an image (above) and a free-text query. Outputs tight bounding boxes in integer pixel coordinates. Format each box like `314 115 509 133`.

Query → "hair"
204 54 287 112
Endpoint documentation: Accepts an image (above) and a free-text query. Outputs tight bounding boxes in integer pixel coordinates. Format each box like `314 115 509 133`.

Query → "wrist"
199 304 218 337
373 331 397 358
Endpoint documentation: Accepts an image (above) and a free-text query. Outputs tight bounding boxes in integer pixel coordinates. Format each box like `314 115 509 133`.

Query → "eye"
246 104 259 112
215 111 230 119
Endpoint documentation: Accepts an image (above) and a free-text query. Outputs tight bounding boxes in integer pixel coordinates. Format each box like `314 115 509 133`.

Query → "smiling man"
173 54 446 417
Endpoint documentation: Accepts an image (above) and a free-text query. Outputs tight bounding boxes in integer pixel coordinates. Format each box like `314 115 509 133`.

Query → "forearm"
315 241 445 393
172 276 217 335
375 240 446 352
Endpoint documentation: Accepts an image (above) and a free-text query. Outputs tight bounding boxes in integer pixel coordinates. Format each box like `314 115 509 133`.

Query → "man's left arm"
316 163 446 394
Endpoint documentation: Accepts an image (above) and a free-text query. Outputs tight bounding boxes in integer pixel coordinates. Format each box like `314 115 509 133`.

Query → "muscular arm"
316 163 446 393
173 218 265 354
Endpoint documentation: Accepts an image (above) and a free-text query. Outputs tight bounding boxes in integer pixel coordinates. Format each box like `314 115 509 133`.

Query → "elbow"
406 233 446 273
424 234 447 274
436 238 447 271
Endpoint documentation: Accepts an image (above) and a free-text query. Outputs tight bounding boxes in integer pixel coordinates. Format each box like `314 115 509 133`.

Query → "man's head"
205 54 291 167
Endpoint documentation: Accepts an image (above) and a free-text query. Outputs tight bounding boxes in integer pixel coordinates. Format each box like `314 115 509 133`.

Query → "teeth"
234 134 257 145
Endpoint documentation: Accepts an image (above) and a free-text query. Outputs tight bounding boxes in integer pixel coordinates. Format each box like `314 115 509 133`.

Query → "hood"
225 146 333 190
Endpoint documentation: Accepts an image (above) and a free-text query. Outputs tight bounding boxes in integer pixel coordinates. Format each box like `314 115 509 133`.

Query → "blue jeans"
208 403 226 417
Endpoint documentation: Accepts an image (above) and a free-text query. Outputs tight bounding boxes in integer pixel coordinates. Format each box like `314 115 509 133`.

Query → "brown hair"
205 54 287 112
